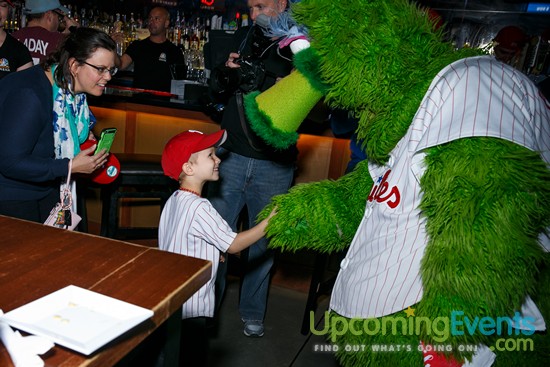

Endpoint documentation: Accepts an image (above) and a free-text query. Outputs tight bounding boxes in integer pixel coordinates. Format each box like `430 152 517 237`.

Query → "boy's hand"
267 207 277 220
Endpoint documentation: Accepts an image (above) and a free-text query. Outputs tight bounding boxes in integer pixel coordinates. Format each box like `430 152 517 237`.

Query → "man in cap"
12 0 79 65
0 0 32 78
493 25 528 67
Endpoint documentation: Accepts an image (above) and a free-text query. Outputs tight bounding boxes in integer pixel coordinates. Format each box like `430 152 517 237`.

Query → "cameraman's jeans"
207 148 295 322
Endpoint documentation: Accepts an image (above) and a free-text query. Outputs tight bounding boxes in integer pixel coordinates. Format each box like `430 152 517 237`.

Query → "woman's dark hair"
42 27 117 91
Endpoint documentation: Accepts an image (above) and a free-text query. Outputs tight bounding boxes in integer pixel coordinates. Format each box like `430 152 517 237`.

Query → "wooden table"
0 215 211 367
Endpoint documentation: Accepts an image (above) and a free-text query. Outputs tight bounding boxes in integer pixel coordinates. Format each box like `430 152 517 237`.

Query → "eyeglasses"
52 10 65 22
81 61 118 77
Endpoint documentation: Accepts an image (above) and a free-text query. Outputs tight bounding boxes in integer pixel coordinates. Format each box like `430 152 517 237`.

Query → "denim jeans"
207 148 295 321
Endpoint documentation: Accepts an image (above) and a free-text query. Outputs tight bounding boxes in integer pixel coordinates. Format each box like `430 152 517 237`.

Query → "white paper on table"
0 310 54 367
1 285 154 355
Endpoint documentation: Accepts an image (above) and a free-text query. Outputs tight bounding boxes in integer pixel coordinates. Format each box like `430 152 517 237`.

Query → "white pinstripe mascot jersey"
159 190 237 318
329 56 550 365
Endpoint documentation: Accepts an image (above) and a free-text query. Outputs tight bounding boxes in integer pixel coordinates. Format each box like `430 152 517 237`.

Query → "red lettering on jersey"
368 169 401 208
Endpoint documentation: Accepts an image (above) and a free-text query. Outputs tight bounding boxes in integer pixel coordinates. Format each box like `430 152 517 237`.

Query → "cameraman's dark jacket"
214 26 297 164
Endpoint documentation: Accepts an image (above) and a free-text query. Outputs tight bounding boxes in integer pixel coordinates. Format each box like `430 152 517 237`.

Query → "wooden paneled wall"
85 103 351 229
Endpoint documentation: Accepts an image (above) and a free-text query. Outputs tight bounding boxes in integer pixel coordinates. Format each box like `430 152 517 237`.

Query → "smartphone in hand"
94 128 117 154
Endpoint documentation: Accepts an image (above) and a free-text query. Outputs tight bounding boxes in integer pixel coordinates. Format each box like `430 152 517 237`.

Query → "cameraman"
207 0 295 339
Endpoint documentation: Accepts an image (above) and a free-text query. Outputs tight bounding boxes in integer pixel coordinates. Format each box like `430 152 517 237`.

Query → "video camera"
210 26 275 94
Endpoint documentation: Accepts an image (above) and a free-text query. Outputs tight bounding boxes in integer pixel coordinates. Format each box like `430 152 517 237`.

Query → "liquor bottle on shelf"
66 4 73 19
241 14 249 27
128 13 137 42
113 13 123 33
4 2 20 33
182 27 191 50
87 9 94 27
235 12 241 29
227 15 237 30
79 7 86 27
89 10 103 32
199 27 206 51
173 11 182 46
190 28 200 51
204 18 210 43
112 13 124 56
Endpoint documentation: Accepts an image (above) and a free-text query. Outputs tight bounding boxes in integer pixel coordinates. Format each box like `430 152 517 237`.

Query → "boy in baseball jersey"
159 129 273 366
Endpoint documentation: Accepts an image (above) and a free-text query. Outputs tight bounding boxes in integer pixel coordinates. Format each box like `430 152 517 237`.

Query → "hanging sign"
526 3 550 13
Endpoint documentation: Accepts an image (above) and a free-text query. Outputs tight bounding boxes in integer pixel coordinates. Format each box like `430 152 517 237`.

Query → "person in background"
0 0 32 79
12 0 79 65
206 0 295 338
492 25 528 67
0 27 115 223
159 129 275 366
115 6 184 92
329 108 367 173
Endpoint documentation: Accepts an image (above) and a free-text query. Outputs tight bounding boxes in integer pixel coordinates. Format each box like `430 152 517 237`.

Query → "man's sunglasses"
52 10 65 22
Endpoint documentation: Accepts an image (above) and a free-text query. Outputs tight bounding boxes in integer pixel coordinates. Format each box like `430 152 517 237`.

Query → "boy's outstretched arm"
227 209 275 254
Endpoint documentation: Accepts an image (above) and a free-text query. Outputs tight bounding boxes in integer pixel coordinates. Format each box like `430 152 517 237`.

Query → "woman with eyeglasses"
0 27 115 224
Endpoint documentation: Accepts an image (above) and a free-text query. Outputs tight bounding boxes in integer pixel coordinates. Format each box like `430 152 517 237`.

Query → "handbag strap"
66 159 72 183
60 159 73 209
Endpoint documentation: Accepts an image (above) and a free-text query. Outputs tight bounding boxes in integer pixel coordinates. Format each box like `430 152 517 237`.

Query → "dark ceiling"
417 0 549 35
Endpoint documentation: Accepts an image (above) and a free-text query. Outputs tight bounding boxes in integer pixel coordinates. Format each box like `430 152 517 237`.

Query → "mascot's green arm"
244 47 328 150
258 159 373 253
417 137 550 356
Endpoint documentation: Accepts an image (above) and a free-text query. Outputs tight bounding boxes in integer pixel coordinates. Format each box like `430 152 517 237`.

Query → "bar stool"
100 153 178 240
300 250 346 335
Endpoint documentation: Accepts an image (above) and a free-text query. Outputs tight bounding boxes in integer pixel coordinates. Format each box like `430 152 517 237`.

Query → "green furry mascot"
244 0 550 366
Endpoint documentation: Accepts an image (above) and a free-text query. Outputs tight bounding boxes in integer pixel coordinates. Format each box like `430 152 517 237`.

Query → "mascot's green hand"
258 159 373 253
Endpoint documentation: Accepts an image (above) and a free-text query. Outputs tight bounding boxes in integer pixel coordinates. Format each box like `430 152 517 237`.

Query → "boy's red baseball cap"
162 129 227 180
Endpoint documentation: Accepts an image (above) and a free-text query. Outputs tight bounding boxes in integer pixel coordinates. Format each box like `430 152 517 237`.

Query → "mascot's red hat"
80 139 120 184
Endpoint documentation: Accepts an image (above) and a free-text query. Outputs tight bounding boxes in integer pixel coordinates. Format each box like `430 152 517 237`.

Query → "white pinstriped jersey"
330 56 550 319
159 190 237 318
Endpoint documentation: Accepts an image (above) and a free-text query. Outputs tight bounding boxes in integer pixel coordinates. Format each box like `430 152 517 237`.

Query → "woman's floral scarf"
51 64 90 159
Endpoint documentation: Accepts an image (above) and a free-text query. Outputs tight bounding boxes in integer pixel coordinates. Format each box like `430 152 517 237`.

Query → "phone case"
95 128 117 154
